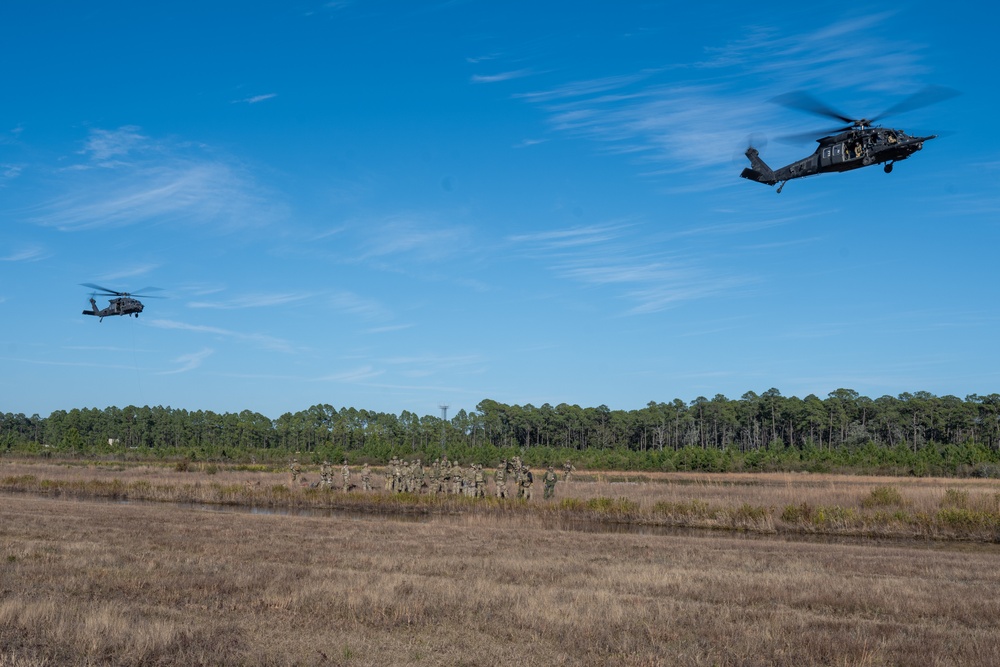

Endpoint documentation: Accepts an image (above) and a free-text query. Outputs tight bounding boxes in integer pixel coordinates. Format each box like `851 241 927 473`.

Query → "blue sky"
2 1 997 419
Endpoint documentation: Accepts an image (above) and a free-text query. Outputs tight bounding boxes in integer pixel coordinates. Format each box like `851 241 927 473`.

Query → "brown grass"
4 460 1000 541
3 490 1000 666
3 460 1000 665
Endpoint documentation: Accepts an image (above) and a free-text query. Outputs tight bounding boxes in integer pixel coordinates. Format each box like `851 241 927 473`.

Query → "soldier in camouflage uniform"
289 457 302 485
341 459 351 491
562 460 576 481
430 458 441 494
518 465 533 500
441 457 452 494
385 457 396 491
451 463 464 495
473 464 486 498
361 463 372 491
464 464 476 497
494 460 509 499
392 458 403 493
414 459 424 493
320 460 333 489
543 466 558 499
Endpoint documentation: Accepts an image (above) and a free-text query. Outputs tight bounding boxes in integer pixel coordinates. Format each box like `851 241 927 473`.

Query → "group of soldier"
288 455 577 500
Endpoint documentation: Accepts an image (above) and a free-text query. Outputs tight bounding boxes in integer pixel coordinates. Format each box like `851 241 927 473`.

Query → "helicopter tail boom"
740 147 778 186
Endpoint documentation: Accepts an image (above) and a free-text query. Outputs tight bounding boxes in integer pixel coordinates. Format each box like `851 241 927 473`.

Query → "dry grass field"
3 460 1000 665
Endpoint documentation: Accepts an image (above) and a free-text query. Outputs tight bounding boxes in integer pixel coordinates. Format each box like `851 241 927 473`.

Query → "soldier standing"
385 457 396 491
361 463 372 491
289 457 302 485
451 463 464 495
494 460 508 499
543 466 558 499
392 458 403 493
320 460 332 489
519 465 534 500
441 457 452 494
473 464 486 498
430 458 441 494
562 460 576 481
341 459 351 491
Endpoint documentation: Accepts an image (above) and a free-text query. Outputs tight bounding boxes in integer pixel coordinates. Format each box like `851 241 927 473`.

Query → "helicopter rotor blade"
733 133 768 164
770 91 856 125
80 283 124 296
870 85 960 123
130 287 165 298
776 126 852 145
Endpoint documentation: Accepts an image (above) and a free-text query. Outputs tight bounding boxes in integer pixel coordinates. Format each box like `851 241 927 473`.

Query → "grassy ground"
3 460 1000 665
4 459 1000 541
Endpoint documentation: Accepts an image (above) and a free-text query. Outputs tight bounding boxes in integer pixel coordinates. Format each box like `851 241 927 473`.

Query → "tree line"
4 389 1000 475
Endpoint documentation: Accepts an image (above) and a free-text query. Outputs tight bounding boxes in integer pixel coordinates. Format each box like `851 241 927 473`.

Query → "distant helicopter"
81 283 162 321
741 86 958 193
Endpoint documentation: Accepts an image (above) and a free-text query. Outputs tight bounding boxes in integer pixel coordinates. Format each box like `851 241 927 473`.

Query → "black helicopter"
741 86 957 193
81 283 162 321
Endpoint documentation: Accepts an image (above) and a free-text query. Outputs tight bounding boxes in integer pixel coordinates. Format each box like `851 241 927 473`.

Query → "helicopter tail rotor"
739 147 777 186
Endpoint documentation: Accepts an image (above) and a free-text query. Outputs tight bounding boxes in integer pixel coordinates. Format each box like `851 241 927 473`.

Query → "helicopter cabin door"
819 143 846 168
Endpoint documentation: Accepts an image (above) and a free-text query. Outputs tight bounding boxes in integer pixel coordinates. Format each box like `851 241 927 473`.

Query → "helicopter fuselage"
82 296 144 321
741 127 935 192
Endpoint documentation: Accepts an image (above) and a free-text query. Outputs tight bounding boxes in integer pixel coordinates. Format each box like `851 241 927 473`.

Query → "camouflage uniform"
473 464 486 498
518 465 533 500
289 458 302 485
543 466 558 499
392 458 403 493
361 463 372 491
385 457 396 491
562 460 576 481
341 460 351 491
320 461 333 489
413 459 424 493
464 465 476 497
430 458 441 494
441 457 452 494
451 464 464 495
494 462 509 499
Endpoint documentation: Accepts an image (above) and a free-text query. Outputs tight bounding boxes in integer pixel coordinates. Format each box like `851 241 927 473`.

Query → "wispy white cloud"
91 263 160 284
1 246 47 262
147 318 294 352
352 214 472 264
508 221 634 249
510 14 935 188
1 163 23 182
159 348 214 375
329 290 392 321
315 365 385 383
189 292 313 309
365 323 414 334
510 220 756 315
233 93 277 104
29 126 287 233
374 353 486 380
513 138 547 148
471 69 532 84
82 125 148 162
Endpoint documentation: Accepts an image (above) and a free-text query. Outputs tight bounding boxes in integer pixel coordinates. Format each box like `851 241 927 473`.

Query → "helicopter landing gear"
884 162 894 174
776 180 787 194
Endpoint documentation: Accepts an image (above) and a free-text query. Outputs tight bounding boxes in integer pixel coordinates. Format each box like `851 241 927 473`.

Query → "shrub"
653 499 715 520
781 503 813 523
941 488 969 509
862 486 905 508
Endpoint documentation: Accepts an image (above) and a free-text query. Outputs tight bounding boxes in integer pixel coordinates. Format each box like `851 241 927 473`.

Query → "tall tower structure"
439 404 449 454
